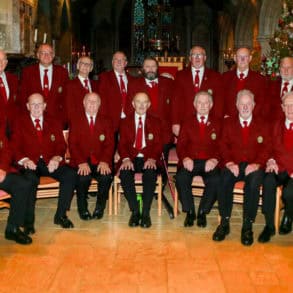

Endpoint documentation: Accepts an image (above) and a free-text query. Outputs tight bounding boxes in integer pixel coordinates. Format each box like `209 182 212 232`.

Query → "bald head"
280 57 293 81
132 92 151 116
83 92 101 116
26 93 47 118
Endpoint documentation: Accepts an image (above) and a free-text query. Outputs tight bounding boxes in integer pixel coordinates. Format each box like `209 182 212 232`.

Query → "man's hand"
78 162 91 176
245 163 259 176
266 159 279 174
114 151 120 163
97 162 111 175
226 162 239 177
143 158 157 170
120 159 134 171
172 124 180 137
0 169 7 183
23 158 37 170
47 156 61 173
205 158 218 172
183 157 194 172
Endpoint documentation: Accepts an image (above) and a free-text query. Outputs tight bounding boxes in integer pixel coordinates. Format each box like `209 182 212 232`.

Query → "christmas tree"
261 0 293 79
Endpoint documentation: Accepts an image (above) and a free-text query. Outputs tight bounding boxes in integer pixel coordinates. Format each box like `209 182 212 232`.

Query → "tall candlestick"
34 29 38 43
43 33 47 44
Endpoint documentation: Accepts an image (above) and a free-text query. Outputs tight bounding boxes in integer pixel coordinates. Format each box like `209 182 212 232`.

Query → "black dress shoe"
197 211 207 228
140 214 152 228
128 212 141 227
258 226 275 243
5 227 32 245
184 211 196 227
79 210 92 221
279 214 292 235
54 215 74 228
212 224 230 241
241 227 254 246
23 226 36 235
92 208 104 220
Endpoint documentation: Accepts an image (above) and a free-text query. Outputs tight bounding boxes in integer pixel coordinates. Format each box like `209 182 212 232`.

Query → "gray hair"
236 89 255 105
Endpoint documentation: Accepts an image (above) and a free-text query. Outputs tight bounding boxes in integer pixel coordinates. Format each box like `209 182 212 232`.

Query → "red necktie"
84 79 89 93
43 69 49 97
194 70 200 93
281 81 289 97
119 75 127 111
89 116 97 164
135 117 143 150
0 76 7 104
35 118 42 143
198 116 207 159
237 72 246 92
89 116 94 134
242 120 249 145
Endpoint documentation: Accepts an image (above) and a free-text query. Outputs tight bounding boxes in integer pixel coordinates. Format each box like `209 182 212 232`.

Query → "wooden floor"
0 189 292 293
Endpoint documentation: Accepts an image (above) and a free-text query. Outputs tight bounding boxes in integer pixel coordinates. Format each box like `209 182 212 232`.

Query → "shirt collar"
135 112 146 123
145 78 158 86
39 64 53 72
86 113 96 121
31 115 43 124
191 66 204 75
237 69 249 78
285 118 293 129
239 115 252 127
197 114 208 123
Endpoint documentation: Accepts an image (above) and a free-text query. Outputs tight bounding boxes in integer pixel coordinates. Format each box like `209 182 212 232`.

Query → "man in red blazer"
11 93 77 229
259 91 293 242
98 51 135 132
0 49 19 136
213 89 270 246
171 45 223 137
69 92 114 220
175 91 221 228
118 92 163 228
222 47 268 119
19 44 68 125
65 56 99 126
0 128 34 245
268 57 293 122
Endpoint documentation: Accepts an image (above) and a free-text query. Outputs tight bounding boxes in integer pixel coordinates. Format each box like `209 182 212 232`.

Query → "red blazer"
118 113 163 165
19 64 68 123
272 119 293 174
222 69 269 119
171 66 223 125
97 70 136 131
127 76 174 144
0 130 12 172
64 77 99 125
220 116 270 167
176 115 221 165
68 113 114 167
11 114 66 165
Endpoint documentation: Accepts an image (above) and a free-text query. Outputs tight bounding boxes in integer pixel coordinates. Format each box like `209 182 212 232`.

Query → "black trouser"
22 159 77 221
119 157 157 215
262 171 293 225
75 163 112 213
175 159 220 213
218 162 264 222
1 173 33 230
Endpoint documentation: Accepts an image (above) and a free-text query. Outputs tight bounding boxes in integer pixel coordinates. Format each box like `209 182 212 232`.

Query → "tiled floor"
0 191 292 293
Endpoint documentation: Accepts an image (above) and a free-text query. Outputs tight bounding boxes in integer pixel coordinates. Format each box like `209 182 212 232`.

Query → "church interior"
0 0 292 292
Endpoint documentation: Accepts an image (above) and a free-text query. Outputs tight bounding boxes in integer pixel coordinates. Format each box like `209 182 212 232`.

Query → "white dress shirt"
0 72 10 99
39 64 53 89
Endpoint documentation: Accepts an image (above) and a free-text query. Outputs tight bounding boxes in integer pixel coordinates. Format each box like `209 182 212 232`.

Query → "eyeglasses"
38 51 53 56
190 53 205 58
79 62 92 67
29 103 44 108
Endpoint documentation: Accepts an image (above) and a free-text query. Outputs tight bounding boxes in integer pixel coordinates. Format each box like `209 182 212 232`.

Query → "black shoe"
279 214 292 235
23 225 36 235
79 210 92 221
197 211 207 228
5 227 32 245
92 208 104 220
184 210 196 227
241 227 254 246
128 212 141 227
54 215 74 228
258 226 275 243
212 223 230 241
141 214 152 228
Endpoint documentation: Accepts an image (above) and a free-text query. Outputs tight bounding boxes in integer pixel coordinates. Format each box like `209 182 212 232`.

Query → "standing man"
0 49 19 135
118 92 163 228
11 93 77 229
171 45 223 137
213 89 270 246
259 91 293 242
65 56 98 125
175 91 221 228
98 51 135 132
222 47 268 119
269 57 293 121
69 92 114 220
19 44 68 124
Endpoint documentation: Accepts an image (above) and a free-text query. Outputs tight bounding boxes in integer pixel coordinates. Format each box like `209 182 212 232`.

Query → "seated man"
0 128 33 244
175 91 221 227
69 92 114 220
118 92 163 228
213 89 270 246
259 91 293 242
11 93 77 229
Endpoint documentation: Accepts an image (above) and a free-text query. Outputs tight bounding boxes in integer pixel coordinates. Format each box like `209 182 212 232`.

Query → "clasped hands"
120 158 156 171
78 162 111 176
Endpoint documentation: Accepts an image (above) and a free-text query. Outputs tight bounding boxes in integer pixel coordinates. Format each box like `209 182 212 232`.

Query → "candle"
52 39 56 52
43 33 47 44
67 62 70 75
34 29 38 43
